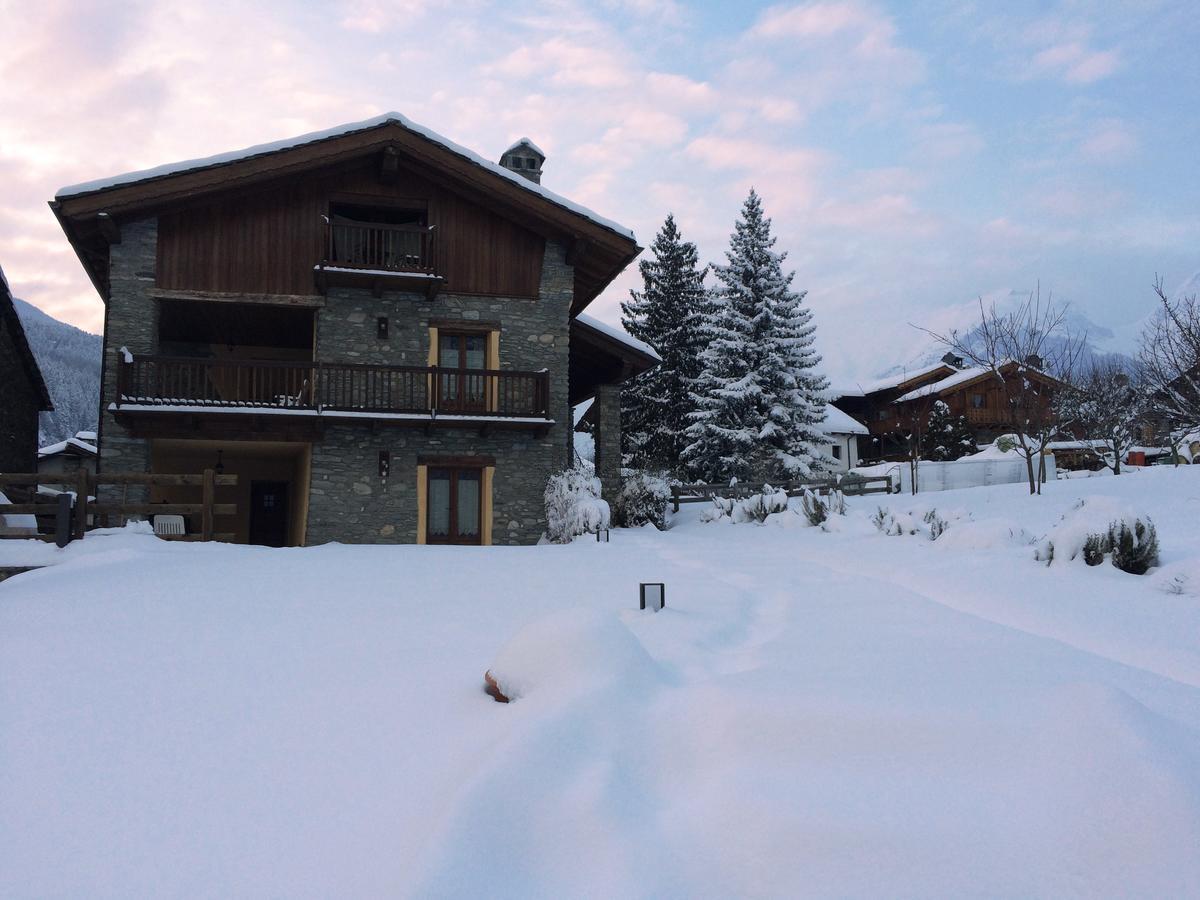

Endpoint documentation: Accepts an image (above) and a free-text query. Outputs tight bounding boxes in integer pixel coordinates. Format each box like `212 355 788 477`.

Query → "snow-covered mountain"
14 299 101 446
864 293 1148 387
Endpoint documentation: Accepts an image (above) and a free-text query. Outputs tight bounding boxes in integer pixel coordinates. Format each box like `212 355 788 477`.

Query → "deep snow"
3 467 1200 897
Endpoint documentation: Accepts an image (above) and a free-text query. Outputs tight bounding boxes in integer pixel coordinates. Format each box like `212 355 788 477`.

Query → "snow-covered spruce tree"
683 189 829 483
925 400 976 461
619 214 708 473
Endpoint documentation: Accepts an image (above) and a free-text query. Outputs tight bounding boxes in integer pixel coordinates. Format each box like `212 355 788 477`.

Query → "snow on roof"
56 113 633 242
830 361 955 398
504 137 545 159
893 366 993 404
574 313 661 362
572 397 594 427
38 437 98 458
821 404 869 436
74 430 97 441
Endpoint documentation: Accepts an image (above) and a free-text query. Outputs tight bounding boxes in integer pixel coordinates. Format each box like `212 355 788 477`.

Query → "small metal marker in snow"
640 583 665 612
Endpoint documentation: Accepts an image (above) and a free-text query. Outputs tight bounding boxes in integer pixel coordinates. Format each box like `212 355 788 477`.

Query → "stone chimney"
499 138 545 184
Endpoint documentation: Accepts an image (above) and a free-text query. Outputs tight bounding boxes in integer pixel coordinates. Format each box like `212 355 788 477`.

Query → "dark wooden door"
426 467 482 545
249 480 289 547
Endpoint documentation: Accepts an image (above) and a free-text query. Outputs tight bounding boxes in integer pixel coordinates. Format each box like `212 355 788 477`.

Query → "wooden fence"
670 474 895 513
0 470 237 547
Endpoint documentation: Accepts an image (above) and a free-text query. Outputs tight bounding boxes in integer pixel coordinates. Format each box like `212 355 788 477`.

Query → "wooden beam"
90 503 237 516
566 237 590 266
97 212 121 245
154 288 325 308
379 146 400 184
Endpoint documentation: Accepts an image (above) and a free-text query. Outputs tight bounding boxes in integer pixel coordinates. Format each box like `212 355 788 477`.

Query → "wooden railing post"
201 468 215 541
54 492 72 548
74 469 90 539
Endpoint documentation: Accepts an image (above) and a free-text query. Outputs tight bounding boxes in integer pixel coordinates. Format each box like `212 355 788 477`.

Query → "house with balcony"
831 354 1061 462
51 113 654 546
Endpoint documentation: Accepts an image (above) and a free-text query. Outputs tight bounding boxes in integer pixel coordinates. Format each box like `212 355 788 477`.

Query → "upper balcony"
313 215 444 298
112 355 552 433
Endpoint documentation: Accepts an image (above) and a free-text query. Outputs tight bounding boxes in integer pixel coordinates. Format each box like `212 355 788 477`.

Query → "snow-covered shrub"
800 489 844 526
1082 533 1108 566
871 505 945 540
1108 519 1159 575
1034 498 1158 574
613 471 670 529
699 495 735 523
733 485 789 523
800 489 827 526
923 509 949 540
544 468 610 543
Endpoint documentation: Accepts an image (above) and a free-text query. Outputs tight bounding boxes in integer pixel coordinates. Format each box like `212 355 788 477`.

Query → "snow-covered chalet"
51 114 654 546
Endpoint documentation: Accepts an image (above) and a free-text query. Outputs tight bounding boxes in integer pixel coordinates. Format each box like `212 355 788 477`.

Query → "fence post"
54 492 72 548
201 468 215 541
671 485 680 513
74 469 89 539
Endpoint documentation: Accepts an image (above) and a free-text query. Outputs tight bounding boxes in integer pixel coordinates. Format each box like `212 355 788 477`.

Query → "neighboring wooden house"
832 354 1062 462
0 264 54 473
38 431 99 478
51 113 655 546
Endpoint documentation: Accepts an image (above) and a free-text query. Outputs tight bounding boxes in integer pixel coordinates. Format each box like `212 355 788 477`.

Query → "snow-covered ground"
3 467 1200 896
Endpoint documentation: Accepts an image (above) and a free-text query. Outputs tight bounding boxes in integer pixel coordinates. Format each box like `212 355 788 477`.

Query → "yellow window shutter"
426 327 438 411
482 466 495 546
416 464 428 544
487 330 500 411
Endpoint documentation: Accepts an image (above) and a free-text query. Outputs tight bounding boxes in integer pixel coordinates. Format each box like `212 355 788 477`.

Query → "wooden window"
437 331 488 411
832 445 842 460
970 393 985 409
426 466 483 545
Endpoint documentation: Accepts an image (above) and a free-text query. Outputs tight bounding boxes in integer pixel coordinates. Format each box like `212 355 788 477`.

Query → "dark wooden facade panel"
157 158 545 298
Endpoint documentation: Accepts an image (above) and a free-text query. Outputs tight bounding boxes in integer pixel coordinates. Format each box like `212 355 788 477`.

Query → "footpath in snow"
2 467 1200 897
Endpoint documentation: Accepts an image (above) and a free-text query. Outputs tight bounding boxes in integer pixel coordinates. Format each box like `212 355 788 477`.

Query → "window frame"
425 465 484 545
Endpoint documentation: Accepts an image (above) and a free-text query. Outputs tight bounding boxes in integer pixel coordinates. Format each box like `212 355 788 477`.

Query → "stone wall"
592 383 622 507
304 239 574 545
97 219 158 502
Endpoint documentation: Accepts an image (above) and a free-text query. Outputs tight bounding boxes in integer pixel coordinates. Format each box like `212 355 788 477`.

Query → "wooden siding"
157 158 545 298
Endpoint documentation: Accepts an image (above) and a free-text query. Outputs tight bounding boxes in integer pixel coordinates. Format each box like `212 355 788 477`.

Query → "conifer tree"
683 190 829 482
620 215 708 472
925 400 977 461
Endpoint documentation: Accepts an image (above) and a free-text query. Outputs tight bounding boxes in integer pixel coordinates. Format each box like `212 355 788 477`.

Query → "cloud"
1078 118 1138 163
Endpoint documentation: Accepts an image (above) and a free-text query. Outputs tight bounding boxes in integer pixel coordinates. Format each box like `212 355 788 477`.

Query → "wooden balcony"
314 220 443 297
114 356 552 432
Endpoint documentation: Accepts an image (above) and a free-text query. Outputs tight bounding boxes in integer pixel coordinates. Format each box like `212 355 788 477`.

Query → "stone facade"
592 383 622 508
99 218 576 545
305 240 574 545
95 219 158 504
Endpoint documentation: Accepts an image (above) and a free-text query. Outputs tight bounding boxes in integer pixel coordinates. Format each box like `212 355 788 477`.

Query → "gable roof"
893 361 1061 404
0 265 53 411
51 112 641 312
830 361 957 399
821 403 869 436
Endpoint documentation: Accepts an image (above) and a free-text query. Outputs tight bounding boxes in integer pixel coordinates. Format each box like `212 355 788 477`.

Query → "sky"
1 0 1197 379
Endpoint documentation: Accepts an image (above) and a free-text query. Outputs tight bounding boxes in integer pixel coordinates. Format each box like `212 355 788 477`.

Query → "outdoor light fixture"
214 449 225 475
378 450 390 479
640 582 665 612
377 316 389 340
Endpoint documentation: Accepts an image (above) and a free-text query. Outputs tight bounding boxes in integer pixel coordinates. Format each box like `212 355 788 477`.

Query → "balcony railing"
323 219 438 275
115 356 551 420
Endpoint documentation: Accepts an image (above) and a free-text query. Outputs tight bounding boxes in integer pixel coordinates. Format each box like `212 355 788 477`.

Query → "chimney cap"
503 137 546 160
